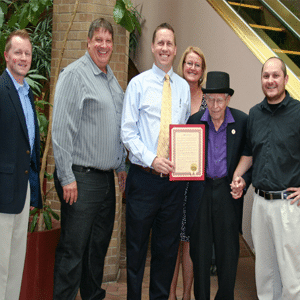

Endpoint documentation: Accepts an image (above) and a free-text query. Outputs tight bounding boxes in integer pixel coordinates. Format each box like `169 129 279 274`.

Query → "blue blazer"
186 107 252 235
0 70 42 214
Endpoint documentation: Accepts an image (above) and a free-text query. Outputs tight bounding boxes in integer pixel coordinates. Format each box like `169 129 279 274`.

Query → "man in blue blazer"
186 72 251 300
0 29 42 299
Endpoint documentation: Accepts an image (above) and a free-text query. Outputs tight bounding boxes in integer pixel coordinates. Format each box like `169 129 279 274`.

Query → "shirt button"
25 170 29 174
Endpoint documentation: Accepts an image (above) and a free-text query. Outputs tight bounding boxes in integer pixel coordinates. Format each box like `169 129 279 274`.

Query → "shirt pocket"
173 98 189 124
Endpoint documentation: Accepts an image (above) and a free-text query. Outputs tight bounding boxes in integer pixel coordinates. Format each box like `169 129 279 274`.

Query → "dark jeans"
126 164 186 300
53 166 116 300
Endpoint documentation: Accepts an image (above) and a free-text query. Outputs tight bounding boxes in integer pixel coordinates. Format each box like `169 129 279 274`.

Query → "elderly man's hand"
286 187 300 206
230 176 246 199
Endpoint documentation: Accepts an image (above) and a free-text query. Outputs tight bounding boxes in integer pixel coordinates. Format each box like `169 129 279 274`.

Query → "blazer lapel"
4 71 30 146
226 122 236 172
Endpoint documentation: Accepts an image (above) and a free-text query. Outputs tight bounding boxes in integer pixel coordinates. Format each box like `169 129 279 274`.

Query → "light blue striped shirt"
121 64 191 167
52 52 125 186
6 68 35 151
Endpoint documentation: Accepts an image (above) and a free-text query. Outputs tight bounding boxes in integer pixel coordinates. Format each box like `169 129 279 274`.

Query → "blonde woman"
169 46 207 300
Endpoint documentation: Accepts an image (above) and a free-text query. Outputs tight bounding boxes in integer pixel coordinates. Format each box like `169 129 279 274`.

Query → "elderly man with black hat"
186 71 252 299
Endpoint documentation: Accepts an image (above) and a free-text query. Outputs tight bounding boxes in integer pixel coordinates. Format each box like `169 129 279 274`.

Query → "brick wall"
47 0 129 282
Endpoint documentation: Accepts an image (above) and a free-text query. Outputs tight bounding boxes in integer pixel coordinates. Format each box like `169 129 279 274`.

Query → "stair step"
228 1 263 10
249 24 285 32
273 49 300 56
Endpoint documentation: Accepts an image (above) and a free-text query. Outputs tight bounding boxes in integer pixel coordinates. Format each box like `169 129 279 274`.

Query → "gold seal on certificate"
190 163 197 174
169 124 205 181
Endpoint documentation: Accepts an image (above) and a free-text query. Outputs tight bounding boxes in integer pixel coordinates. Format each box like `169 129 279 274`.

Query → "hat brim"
202 88 234 96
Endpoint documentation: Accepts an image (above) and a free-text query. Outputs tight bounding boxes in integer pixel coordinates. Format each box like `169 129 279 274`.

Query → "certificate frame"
169 124 205 181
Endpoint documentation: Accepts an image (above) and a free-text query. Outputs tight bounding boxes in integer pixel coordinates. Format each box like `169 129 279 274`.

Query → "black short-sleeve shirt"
244 91 300 191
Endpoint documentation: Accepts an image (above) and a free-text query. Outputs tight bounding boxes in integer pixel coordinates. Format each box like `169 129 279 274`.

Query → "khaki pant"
0 183 30 300
252 192 300 300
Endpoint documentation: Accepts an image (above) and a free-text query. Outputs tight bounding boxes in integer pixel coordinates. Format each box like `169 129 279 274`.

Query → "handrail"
207 0 300 100
259 0 300 41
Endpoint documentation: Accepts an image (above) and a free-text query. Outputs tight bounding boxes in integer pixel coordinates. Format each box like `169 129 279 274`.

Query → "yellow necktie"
157 74 172 158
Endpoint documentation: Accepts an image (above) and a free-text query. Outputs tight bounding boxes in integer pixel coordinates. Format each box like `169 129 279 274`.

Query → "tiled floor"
76 203 258 299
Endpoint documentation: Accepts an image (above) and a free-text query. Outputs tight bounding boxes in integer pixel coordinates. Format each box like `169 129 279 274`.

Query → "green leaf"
46 207 60 220
30 213 38 233
0 7 4 28
27 73 47 80
0 2 8 14
113 0 126 23
25 77 43 95
37 113 48 134
19 3 30 29
132 12 141 35
44 171 54 181
35 100 52 110
119 11 135 33
0 36 5 56
43 211 52 230
7 14 18 27
30 0 40 12
30 207 38 216
123 0 133 10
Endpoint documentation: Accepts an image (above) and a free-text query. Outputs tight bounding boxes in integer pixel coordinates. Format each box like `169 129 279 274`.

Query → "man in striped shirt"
52 18 126 300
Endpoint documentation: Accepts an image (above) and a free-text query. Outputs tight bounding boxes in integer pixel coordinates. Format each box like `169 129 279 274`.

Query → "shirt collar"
6 68 30 92
152 63 174 83
85 51 113 79
260 90 290 111
201 107 235 126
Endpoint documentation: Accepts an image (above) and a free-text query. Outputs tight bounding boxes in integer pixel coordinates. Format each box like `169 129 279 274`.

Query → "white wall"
132 0 265 249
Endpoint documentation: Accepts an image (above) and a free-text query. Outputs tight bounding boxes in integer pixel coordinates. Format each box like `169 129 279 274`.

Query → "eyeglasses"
184 61 202 69
205 95 228 106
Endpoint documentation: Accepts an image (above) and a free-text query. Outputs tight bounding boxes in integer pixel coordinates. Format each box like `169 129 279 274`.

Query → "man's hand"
63 181 78 205
117 171 127 193
230 176 246 199
286 187 300 206
151 157 174 175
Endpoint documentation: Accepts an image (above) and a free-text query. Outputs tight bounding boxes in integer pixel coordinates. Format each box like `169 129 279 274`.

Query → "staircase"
207 0 300 98
226 0 300 78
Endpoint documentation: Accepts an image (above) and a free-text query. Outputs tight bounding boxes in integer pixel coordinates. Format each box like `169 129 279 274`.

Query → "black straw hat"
202 71 234 96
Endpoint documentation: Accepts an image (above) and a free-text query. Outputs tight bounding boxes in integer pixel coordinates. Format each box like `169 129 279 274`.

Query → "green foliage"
113 0 142 57
29 204 59 233
34 98 52 156
0 0 53 77
114 0 141 33
29 15 52 80
0 0 52 29
26 70 47 95
29 185 60 233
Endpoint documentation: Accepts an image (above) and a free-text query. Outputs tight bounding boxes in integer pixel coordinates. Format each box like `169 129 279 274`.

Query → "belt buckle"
262 190 271 200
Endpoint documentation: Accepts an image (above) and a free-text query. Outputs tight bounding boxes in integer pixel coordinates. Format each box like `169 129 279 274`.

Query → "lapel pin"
232 129 236 135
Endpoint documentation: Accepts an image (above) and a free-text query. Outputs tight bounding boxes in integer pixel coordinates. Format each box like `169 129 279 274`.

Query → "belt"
136 164 169 178
206 176 227 181
255 188 293 200
72 165 112 174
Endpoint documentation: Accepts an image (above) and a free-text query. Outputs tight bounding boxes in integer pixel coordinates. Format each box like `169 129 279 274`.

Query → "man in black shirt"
231 57 300 299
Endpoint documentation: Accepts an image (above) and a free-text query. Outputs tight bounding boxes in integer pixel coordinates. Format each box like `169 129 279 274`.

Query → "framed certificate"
169 124 205 181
